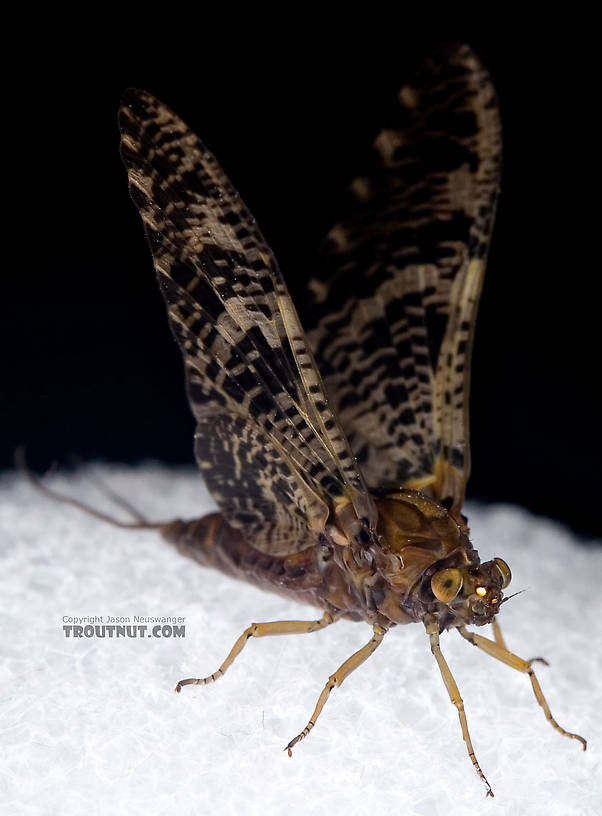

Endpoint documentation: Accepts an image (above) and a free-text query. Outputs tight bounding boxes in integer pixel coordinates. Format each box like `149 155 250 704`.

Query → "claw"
527 656 550 667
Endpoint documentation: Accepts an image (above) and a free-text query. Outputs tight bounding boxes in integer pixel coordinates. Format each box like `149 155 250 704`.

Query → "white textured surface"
1 464 601 816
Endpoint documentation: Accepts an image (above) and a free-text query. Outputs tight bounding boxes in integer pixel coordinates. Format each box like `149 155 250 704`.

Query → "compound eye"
431 568 463 603
493 557 512 588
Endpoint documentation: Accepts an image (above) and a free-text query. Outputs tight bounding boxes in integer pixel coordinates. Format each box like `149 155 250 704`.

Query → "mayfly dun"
29 44 586 798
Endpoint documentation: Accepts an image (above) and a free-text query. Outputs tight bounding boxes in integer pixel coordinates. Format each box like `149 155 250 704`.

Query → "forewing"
305 44 501 514
119 90 375 551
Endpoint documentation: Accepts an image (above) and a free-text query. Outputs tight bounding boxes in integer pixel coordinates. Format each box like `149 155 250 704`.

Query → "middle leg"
285 625 387 755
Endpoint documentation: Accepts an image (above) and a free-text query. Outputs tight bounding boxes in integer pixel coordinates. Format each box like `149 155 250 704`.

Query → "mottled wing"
119 90 375 553
305 44 501 515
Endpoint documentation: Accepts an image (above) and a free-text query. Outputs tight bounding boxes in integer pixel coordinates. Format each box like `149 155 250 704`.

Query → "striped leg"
285 625 386 755
175 611 337 692
458 626 586 749
426 622 493 798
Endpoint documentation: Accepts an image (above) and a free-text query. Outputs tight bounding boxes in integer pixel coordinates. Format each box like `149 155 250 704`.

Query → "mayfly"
35 44 585 797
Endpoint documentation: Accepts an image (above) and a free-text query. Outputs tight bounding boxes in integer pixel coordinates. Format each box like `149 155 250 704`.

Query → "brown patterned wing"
119 89 376 553
304 44 501 515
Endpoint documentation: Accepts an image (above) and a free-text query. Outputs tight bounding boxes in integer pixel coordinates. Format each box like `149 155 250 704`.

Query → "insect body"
118 45 586 796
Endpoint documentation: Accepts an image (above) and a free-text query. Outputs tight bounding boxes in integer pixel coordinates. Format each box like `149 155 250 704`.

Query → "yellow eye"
431 568 463 603
493 557 512 588
475 586 487 597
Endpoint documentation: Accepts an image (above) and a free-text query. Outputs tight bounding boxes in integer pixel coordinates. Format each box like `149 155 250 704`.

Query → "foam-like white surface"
1 464 601 815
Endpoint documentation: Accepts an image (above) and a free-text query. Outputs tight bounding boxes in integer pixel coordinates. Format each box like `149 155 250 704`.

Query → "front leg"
492 619 548 667
426 621 494 798
458 626 586 749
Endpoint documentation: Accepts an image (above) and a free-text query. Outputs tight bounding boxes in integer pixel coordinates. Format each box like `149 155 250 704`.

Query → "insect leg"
425 622 494 798
175 611 338 692
284 625 386 756
491 618 507 649
492 618 548 667
457 626 586 749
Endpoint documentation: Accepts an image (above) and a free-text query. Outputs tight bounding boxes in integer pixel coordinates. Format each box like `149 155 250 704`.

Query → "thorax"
326 490 479 626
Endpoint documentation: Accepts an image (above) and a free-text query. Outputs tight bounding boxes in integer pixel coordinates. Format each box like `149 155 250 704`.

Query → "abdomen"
160 514 358 615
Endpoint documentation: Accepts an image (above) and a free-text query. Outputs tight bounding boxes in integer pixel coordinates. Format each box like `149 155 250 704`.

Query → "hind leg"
175 611 338 692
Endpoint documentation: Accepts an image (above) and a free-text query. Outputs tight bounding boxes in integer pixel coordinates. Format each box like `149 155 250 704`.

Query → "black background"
3 18 600 537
